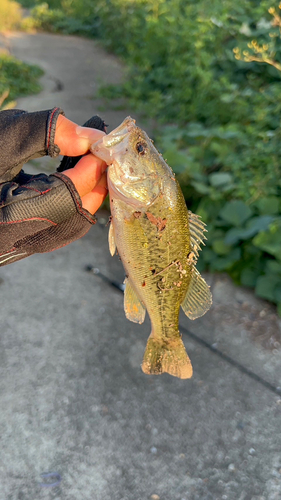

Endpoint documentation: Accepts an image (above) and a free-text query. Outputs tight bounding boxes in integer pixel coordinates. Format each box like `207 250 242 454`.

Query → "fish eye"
136 142 146 155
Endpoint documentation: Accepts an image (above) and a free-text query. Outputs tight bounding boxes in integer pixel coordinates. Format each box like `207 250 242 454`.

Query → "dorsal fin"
124 277 146 324
188 210 207 259
181 267 212 320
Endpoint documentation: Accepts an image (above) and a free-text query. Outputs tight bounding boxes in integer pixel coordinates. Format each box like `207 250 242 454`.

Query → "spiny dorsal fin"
108 222 116 256
181 267 212 320
124 277 146 324
188 210 207 260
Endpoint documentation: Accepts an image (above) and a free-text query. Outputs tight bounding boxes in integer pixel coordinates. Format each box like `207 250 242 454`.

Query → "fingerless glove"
0 108 106 266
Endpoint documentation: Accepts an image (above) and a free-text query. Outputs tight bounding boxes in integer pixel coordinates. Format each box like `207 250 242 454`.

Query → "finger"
63 153 107 198
81 172 108 214
55 115 105 156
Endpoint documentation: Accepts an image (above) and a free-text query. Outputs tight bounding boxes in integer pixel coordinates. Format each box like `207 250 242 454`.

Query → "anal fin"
181 267 212 320
124 277 146 324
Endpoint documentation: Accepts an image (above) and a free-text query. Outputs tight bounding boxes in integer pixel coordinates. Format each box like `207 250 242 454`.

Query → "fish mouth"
103 117 136 148
91 117 136 162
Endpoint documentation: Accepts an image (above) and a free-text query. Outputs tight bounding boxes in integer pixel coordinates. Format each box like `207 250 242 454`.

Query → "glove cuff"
46 107 65 157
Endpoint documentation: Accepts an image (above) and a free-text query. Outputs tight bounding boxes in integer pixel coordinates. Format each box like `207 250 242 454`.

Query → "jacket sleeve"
0 107 63 182
0 109 105 267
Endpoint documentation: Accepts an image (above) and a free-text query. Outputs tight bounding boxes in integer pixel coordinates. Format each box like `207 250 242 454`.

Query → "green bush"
23 3 69 33
21 2 92 34
0 53 43 103
0 0 22 31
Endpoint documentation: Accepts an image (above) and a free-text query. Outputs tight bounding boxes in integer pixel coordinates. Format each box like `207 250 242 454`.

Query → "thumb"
54 114 105 156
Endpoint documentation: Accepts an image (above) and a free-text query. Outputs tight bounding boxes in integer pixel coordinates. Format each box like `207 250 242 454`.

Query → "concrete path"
0 31 281 500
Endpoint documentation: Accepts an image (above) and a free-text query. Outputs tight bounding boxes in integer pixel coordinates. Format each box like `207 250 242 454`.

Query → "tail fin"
141 334 193 379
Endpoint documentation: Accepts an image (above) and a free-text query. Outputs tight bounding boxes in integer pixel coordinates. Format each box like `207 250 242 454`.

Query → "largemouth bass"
91 117 212 379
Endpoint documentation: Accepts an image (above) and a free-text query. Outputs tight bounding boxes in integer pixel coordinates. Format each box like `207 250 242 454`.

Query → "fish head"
91 117 173 207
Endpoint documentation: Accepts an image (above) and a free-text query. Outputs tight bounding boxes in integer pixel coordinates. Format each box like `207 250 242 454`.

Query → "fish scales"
112 191 191 337
91 117 212 379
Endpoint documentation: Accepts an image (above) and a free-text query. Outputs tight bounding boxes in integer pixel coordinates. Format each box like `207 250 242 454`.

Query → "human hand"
54 114 108 214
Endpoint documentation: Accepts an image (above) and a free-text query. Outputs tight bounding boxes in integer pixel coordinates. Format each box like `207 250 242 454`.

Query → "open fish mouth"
91 117 136 161
103 117 136 148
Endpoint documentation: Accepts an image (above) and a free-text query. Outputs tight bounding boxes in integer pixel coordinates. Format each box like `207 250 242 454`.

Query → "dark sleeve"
0 110 106 267
0 107 63 182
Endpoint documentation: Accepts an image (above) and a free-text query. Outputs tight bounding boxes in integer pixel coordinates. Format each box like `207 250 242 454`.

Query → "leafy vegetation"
0 0 44 107
21 3 88 34
0 0 22 31
0 52 43 105
15 0 281 311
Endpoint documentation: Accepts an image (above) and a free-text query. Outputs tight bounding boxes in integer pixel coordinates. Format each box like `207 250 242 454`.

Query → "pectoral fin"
108 221 116 256
124 277 146 324
181 267 212 320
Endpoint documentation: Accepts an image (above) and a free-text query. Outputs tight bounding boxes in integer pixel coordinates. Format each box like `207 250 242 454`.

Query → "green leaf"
274 284 281 302
184 123 209 138
224 216 273 245
219 201 253 227
201 248 217 263
209 172 233 188
243 216 274 236
212 238 231 255
240 268 259 288
224 227 245 245
255 274 280 302
220 93 235 104
253 222 281 260
255 197 279 215
191 181 210 194
266 260 281 274
163 147 187 174
211 248 241 271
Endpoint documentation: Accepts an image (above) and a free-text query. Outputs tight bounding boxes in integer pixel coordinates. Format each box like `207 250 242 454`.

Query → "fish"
91 117 212 379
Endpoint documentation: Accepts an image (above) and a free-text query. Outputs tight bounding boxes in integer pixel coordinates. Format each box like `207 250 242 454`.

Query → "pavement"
0 31 281 500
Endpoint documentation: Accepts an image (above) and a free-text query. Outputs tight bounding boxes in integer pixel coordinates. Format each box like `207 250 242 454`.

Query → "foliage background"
0 53 43 107
0 0 22 32
4 0 281 311
0 0 44 109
